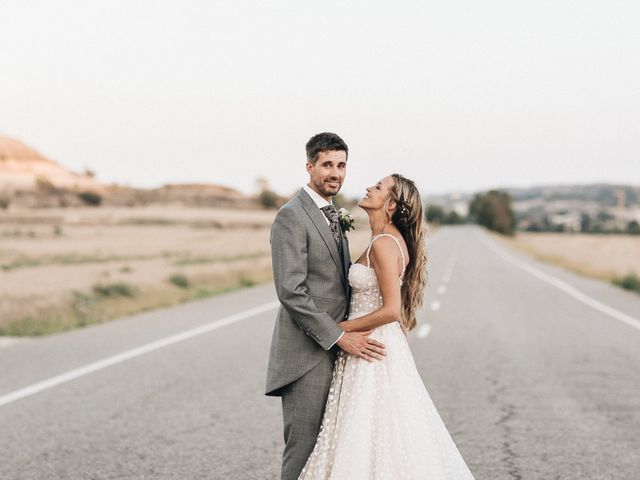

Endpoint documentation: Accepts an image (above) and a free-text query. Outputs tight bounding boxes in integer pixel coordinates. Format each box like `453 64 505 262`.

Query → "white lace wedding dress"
299 234 475 479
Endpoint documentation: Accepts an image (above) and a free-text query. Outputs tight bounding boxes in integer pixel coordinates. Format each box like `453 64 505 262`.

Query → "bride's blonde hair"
388 174 428 331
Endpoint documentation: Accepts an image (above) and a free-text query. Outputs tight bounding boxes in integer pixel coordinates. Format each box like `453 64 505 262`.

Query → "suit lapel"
343 232 352 309
341 230 350 286
297 189 346 284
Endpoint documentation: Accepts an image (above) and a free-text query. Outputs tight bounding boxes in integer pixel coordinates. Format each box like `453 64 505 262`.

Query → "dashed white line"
478 233 640 334
441 254 458 284
0 301 280 408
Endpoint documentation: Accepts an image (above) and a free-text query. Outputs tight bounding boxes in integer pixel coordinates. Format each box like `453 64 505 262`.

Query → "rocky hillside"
0 135 102 192
0 135 252 208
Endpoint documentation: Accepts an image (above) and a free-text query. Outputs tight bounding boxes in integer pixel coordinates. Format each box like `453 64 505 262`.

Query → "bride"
299 174 475 479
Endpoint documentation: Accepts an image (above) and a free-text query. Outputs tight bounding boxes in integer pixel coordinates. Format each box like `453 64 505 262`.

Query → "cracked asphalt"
1 225 639 479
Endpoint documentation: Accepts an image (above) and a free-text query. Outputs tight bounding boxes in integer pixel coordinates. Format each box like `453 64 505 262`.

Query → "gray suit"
266 188 351 480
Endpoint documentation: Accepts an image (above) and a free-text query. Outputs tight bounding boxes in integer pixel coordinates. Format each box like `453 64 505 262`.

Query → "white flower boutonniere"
338 208 356 233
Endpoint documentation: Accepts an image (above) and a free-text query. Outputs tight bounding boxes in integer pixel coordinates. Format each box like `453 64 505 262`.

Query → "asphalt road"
1 225 639 479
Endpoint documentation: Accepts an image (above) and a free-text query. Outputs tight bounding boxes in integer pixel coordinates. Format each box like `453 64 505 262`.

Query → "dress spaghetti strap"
365 233 406 281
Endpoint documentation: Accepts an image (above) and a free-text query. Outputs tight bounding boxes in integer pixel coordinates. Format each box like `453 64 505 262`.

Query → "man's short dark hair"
305 132 348 165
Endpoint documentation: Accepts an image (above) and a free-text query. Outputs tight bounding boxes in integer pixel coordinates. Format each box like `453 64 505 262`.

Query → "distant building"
549 212 581 232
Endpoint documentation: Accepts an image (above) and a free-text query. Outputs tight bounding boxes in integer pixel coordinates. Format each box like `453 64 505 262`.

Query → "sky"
1 1 639 198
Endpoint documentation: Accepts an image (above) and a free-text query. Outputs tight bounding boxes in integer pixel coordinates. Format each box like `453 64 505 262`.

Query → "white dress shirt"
302 183 331 226
302 183 344 347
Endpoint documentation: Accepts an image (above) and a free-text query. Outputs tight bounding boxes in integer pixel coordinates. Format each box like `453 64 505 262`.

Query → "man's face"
306 150 347 200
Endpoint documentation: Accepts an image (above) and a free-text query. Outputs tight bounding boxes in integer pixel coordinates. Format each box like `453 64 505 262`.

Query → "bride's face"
358 176 395 211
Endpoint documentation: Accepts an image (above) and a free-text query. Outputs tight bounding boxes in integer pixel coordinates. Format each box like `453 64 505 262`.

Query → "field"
2 207 637 338
492 230 640 284
0 206 377 336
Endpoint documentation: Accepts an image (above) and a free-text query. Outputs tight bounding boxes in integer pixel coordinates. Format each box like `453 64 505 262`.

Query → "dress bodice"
347 233 406 320
348 263 384 319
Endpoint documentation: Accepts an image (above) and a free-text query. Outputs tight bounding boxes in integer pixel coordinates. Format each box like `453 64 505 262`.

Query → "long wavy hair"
387 173 428 331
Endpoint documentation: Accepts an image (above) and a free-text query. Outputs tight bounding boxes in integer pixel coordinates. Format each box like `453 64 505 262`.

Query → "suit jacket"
265 188 351 396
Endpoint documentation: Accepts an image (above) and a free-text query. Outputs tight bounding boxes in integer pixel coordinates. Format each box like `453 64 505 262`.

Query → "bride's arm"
339 237 402 332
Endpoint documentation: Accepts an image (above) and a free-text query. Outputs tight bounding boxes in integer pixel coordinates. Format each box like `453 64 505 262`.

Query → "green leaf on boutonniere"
338 208 356 233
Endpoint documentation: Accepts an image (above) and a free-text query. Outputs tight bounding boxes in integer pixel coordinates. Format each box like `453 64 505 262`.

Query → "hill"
0 134 102 192
0 135 252 208
425 183 640 233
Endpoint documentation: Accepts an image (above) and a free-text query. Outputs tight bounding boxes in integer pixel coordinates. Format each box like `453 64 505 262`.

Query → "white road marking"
0 301 280 408
441 253 458 284
416 324 432 338
430 301 441 311
437 285 447 295
478 233 640 334
0 337 29 349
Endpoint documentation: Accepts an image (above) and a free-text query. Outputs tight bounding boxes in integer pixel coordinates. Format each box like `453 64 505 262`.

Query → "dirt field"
492 231 640 281
0 206 379 335
3 207 634 336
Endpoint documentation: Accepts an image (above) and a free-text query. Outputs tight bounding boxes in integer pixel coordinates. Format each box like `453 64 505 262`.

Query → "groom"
266 132 386 480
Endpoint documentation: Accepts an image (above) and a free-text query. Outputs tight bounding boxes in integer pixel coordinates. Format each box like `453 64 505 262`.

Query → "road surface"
1 225 639 479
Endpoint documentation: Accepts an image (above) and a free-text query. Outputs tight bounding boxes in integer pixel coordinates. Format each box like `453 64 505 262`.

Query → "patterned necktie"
320 204 343 258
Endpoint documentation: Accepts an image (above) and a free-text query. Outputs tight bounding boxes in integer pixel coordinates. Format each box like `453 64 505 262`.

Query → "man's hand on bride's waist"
336 328 386 362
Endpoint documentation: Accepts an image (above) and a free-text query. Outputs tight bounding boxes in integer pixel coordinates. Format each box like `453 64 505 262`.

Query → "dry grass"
0 266 273 336
0 205 440 336
0 206 276 335
492 231 640 286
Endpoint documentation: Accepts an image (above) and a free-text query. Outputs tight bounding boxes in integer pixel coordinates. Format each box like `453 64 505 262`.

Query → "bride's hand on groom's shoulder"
336 328 386 362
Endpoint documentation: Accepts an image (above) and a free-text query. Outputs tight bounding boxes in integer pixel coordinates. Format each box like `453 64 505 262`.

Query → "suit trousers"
280 349 337 480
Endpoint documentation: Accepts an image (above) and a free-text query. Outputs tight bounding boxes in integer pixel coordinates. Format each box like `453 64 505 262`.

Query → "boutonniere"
338 208 356 233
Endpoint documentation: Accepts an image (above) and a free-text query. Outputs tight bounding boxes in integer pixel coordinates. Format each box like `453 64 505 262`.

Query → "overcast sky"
1 1 639 198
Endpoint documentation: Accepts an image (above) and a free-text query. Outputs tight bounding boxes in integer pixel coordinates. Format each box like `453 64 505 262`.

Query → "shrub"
613 273 640 293
36 175 57 194
92 282 136 298
78 191 103 206
444 210 464 224
258 189 280 209
72 290 97 316
627 220 640 235
169 273 190 288
425 204 446 224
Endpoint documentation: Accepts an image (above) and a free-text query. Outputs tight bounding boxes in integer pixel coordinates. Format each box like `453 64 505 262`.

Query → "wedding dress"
299 234 475 479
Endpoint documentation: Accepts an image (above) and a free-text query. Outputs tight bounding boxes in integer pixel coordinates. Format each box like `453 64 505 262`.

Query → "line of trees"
426 190 517 236
255 179 518 237
425 205 465 225
468 190 516 235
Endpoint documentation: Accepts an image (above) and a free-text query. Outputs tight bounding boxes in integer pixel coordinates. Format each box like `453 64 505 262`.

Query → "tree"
78 191 102 206
627 220 640 235
468 190 516 235
258 189 279 209
425 204 446 224
444 210 464 224
254 177 280 209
